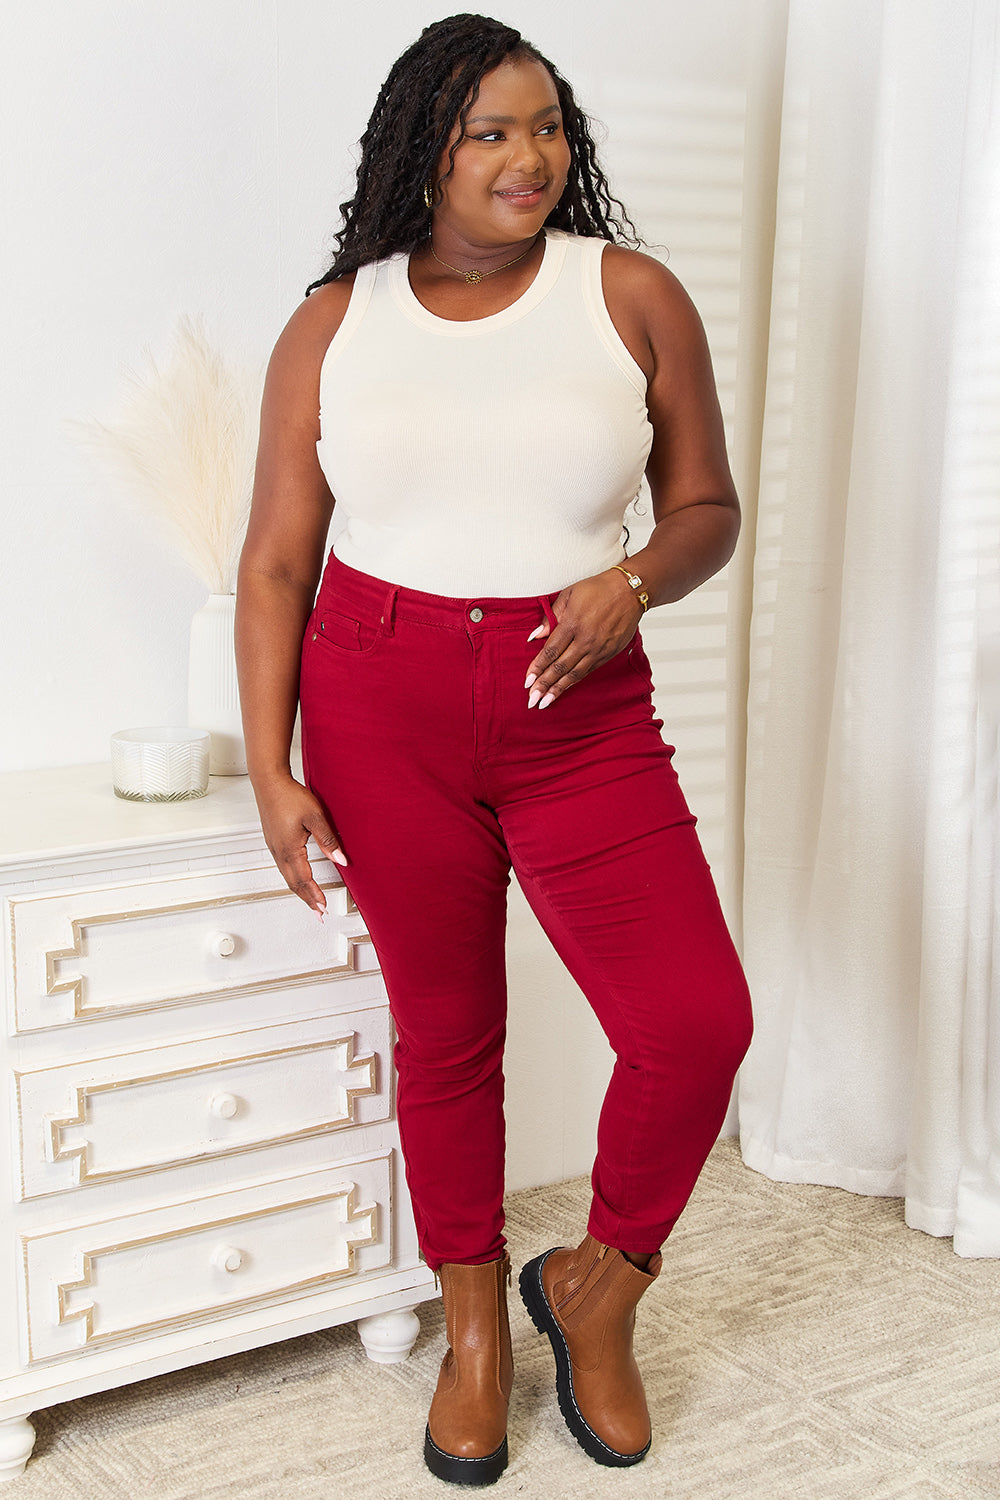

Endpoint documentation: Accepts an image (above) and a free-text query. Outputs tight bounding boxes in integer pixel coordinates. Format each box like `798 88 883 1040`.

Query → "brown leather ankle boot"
519 1233 661 1466
424 1252 513 1486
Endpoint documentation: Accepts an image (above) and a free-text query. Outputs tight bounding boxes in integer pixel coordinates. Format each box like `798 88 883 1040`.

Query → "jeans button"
469 607 484 623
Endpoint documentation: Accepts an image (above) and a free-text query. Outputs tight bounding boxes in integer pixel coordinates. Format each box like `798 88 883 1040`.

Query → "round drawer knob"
209 1092 241 1120
212 1245 245 1274
209 932 237 958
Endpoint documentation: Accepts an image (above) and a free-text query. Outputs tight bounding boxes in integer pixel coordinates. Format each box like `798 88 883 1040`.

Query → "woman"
236 13 752 1487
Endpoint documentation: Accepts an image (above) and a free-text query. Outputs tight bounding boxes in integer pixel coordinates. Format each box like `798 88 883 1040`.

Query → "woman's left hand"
524 569 643 709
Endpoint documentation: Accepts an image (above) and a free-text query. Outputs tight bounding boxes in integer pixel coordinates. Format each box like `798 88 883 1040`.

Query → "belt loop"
539 594 559 632
381 585 399 636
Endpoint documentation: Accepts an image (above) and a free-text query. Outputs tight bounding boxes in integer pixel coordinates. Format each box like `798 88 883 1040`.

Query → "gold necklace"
429 233 541 285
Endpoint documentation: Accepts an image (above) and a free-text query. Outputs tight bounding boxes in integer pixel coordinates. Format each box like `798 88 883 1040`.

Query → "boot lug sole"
519 1250 651 1469
423 1428 508 1486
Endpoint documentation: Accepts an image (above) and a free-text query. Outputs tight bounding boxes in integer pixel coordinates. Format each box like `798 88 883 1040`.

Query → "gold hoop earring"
423 182 434 210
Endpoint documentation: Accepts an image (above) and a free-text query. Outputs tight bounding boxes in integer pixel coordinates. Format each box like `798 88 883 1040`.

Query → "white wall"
2 1 786 1193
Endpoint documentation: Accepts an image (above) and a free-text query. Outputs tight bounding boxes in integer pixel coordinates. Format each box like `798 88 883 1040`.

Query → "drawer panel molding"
15 1009 392 1198
8 865 379 1032
20 1154 392 1362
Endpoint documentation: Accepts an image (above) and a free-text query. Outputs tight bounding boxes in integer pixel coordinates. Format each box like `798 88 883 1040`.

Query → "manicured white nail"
331 849 348 867
525 672 537 689
315 907 326 924
538 692 555 710
528 688 542 709
527 624 548 642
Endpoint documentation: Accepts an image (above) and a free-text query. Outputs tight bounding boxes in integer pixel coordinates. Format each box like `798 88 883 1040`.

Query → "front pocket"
624 630 652 685
314 612 363 651
311 610 386 656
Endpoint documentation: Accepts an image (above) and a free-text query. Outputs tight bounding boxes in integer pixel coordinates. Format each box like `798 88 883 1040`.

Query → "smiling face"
432 56 572 251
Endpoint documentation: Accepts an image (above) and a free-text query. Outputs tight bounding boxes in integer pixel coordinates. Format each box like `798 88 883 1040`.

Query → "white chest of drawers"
0 765 437 1480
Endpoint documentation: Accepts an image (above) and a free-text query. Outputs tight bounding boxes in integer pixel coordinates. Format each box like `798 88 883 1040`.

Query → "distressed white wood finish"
10 863 376 1032
0 767 436 1480
22 1155 389 1363
15 1007 391 1198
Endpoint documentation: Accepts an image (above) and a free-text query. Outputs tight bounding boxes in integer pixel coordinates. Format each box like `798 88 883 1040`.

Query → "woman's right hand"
254 774 348 917
236 281 355 920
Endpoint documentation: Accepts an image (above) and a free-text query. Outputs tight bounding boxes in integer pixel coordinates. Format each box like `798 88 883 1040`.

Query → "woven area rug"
14 1139 1000 1498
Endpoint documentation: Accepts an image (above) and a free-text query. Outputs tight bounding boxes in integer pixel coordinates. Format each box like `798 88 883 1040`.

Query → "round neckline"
390 229 568 335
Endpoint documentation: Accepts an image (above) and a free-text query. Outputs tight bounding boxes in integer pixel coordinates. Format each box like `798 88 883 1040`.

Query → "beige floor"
12 1139 1000 1499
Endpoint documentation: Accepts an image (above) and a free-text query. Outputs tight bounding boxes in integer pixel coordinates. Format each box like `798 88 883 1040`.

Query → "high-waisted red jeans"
299 553 752 1271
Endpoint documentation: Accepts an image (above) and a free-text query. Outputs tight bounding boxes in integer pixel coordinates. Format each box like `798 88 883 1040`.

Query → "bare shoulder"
601 245 704 336
257 276 357 440
267 275 357 384
600 243 712 394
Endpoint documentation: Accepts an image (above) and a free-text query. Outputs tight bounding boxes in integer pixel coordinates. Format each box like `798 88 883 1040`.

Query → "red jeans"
300 553 752 1271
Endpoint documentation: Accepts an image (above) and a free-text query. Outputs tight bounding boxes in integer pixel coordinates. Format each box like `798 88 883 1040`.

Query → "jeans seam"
507 856 645 1236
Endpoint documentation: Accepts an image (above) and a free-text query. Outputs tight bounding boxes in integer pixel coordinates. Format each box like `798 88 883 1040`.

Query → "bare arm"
235 279 353 911
524 248 739 706
608 248 740 601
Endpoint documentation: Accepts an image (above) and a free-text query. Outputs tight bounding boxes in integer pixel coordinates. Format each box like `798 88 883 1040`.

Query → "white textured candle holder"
111 727 210 802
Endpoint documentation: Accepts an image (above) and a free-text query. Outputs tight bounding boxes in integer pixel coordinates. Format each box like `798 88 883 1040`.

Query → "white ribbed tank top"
316 229 653 597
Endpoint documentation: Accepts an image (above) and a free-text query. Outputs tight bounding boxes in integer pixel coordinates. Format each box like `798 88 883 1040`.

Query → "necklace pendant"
464 269 484 284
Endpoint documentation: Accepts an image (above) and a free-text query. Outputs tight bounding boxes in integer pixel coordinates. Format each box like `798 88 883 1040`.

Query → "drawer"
20 1152 392 1362
15 1006 392 1199
7 863 378 1033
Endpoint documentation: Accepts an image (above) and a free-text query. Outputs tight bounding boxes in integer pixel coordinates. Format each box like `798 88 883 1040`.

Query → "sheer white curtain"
737 0 1000 1255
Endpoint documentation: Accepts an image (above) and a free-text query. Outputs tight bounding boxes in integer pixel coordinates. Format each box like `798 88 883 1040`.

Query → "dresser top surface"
0 763 262 868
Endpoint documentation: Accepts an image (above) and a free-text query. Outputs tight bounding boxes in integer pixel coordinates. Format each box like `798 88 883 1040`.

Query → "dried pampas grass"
71 318 262 595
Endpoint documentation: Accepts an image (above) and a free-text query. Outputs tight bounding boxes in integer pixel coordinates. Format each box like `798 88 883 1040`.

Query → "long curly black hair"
305 13 638 293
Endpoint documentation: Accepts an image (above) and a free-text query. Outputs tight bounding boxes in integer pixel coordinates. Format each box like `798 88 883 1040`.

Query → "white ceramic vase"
188 593 247 775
